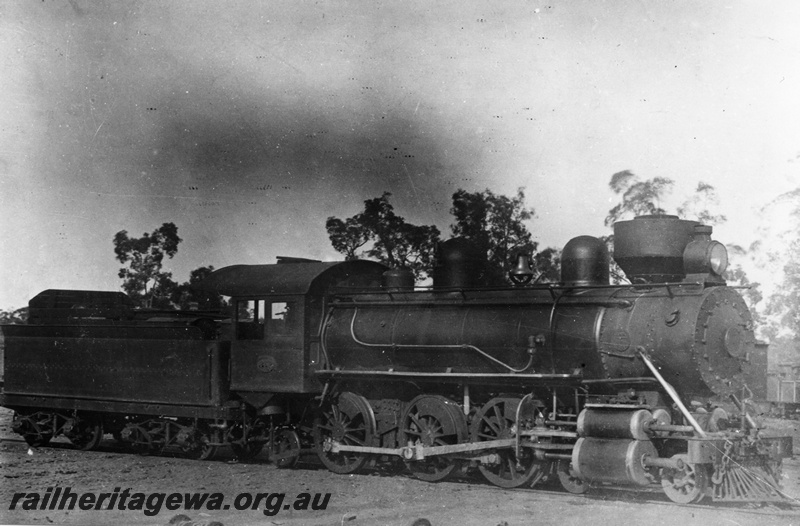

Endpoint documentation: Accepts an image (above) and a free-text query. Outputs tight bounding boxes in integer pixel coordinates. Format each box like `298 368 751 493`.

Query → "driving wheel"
470 397 543 488
314 392 376 474
400 395 467 482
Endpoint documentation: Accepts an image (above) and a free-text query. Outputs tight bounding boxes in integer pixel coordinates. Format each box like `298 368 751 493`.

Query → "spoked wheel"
661 454 708 504
273 429 301 469
231 440 263 461
66 419 104 451
400 395 467 482
470 397 543 488
229 420 265 460
121 425 154 455
314 392 376 474
181 431 218 461
557 460 588 494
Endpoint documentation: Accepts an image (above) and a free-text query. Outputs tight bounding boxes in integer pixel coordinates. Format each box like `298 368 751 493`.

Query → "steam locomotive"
1 215 793 504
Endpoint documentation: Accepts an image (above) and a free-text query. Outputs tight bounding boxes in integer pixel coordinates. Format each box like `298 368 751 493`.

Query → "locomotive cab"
199 259 387 404
230 295 306 397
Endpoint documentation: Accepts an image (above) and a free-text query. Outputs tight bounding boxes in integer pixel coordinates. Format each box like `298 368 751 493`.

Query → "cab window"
268 302 294 335
236 299 265 340
235 299 301 342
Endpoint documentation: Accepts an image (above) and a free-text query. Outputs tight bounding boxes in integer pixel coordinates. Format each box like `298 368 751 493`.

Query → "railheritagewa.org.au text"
9 486 331 517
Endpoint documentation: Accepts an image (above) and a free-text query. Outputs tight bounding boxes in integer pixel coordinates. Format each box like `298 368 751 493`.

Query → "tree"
723 243 764 328
325 217 370 261
113 222 182 308
606 171 727 227
170 266 225 311
450 188 540 284
677 182 727 225
764 237 800 342
0 307 28 324
326 193 441 279
605 170 675 227
327 189 558 285
533 247 561 283
752 188 800 345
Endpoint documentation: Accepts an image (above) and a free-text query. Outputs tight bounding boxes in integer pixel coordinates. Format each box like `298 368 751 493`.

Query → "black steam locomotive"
1 215 792 504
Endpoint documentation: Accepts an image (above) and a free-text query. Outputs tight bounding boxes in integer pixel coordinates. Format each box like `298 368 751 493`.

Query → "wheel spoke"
344 425 366 434
492 404 503 423
401 395 467 483
314 392 375 475
481 416 501 437
471 398 544 489
342 434 367 446
409 412 424 430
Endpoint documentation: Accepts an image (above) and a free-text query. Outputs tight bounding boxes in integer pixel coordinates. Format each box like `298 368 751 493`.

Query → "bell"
508 253 535 285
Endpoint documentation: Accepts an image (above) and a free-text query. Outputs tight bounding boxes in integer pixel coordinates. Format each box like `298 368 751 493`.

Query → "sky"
1 0 799 310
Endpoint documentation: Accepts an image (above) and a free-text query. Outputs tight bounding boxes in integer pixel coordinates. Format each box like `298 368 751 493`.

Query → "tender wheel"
231 441 263 460
13 413 52 448
25 433 53 447
661 454 708 504
196 444 219 460
400 395 467 482
182 432 218 461
229 421 264 460
273 429 301 469
121 425 154 455
187 442 218 461
557 460 588 494
470 397 543 488
66 419 104 451
314 392 376 474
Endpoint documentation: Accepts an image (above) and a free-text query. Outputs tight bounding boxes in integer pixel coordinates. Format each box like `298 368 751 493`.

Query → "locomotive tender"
1 215 793 504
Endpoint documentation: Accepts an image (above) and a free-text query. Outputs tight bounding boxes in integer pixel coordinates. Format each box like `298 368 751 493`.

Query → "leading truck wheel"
400 395 467 483
660 454 708 504
557 460 588 494
314 392 376 474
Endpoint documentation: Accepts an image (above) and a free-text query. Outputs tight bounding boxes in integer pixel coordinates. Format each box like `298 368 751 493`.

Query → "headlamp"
707 242 728 276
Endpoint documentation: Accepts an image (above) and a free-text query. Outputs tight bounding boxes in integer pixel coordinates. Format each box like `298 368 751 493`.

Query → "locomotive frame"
1 215 794 505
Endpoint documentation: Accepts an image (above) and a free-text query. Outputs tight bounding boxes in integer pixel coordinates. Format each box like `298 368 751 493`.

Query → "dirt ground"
1 408 799 526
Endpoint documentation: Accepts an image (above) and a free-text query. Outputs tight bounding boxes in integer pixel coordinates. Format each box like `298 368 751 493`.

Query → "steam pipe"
637 348 707 438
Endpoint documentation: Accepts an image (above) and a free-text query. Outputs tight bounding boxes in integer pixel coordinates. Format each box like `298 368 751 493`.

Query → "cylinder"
572 437 658 486
577 409 652 440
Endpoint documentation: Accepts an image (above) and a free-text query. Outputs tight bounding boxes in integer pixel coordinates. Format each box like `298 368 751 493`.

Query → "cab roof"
197 259 388 297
